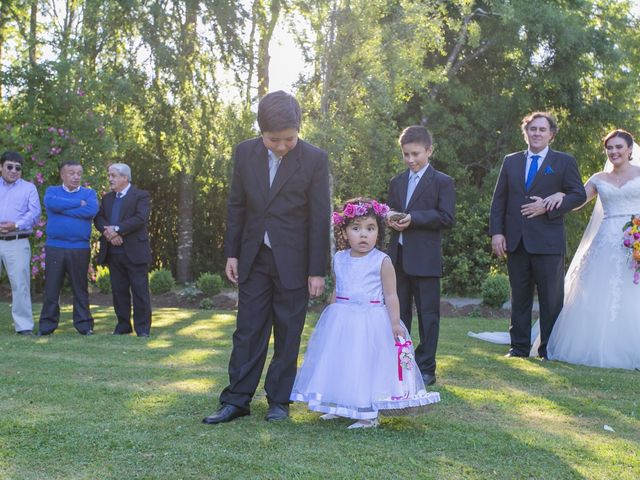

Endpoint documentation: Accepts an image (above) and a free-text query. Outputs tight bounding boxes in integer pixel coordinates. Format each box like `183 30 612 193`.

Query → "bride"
471 129 640 370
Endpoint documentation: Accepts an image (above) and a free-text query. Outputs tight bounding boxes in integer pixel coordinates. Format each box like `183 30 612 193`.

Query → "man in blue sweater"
37 161 99 336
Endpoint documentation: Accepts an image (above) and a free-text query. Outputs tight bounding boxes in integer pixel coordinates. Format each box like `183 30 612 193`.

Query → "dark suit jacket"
95 186 152 265
489 149 586 254
387 165 456 277
224 137 330 289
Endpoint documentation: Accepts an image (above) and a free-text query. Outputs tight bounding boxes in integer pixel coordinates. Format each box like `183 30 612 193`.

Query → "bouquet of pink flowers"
622 215 640 284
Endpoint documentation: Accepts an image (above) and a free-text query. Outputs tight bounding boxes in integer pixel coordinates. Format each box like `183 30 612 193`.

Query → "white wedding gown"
470 174 640 370
546 175 640 370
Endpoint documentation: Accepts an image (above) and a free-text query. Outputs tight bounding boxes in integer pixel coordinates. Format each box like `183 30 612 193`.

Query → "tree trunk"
176 169 194 283
257 0 281 97
174 0 199 283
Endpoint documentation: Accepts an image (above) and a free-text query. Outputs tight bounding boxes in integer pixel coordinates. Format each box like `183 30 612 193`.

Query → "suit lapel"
118 186 136 221
516 151 528 194
250 140 270 202
529 149 554 191
407 166 435 209
268 141 302 204
399 170 410 208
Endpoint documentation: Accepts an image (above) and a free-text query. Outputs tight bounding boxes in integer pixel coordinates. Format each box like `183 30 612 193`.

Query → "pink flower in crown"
343 203 356 218
331 212 344 226
354 203 368 216
371 200 390 216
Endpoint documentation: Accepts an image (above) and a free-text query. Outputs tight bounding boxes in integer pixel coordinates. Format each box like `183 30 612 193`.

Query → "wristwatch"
114 226 120 232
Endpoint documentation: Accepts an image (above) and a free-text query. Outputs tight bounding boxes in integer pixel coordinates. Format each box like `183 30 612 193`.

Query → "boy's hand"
389 214 412 231
225 257 239 284
308 275 325 297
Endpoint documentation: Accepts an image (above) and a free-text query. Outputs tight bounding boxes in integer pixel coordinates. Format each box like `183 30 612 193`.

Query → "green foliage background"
1 0 639 294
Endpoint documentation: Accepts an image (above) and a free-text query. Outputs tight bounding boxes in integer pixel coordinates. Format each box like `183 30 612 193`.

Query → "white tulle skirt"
547 217 640 370
291 302 440 420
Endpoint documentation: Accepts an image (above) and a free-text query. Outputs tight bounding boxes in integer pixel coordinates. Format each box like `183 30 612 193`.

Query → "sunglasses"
4 164 22 171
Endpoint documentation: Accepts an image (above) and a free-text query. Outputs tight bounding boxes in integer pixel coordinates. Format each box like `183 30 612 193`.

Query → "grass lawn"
1 303 638 480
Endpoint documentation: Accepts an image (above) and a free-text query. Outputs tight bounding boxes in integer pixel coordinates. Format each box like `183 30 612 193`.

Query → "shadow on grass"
1 304 638 479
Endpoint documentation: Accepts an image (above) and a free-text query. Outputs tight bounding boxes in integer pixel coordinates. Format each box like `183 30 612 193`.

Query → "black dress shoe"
36 330 53 337
137 332 150 338
504 349 528 358
16 330 33 336
421 373 436 386
265 403 289 421
202 404 249 424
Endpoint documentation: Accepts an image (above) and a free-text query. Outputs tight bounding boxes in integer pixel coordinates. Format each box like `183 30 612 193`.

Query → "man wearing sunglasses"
0 151 42 335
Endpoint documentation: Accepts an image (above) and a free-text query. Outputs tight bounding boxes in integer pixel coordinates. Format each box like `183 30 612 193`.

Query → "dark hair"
59 160 82 171
334 197 387 251
521 112 558 139
603 129 635 150
1 151 24 166
399 125 433 148
257 91 302 133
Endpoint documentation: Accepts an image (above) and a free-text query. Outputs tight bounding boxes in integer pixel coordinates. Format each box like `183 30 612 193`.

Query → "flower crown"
331 200 390 226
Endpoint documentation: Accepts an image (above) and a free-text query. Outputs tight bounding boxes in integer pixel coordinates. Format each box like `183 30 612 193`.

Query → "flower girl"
290 198 439 428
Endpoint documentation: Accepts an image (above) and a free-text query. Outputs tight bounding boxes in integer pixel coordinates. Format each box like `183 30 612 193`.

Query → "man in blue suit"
490 112 586 359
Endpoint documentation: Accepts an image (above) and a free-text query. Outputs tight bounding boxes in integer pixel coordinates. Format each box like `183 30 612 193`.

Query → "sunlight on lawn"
160 348 216 366
161 378 214 394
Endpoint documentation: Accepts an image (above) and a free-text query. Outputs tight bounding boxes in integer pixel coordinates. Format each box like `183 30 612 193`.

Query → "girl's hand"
543 192 566 211
392 324 406 340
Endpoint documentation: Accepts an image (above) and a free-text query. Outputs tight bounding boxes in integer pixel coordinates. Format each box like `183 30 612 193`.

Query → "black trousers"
107 252 152 335
38 246 93 334
507 241 564 357
219 245 309 411
395 246 441 376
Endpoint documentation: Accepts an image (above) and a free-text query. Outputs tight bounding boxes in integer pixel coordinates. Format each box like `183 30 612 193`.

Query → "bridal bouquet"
622 215 640 284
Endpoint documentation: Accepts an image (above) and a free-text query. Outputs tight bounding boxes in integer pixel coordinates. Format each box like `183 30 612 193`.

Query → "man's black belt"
0 234 30 241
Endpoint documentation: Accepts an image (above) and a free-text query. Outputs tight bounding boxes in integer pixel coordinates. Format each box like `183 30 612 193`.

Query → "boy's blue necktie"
525 155 540 190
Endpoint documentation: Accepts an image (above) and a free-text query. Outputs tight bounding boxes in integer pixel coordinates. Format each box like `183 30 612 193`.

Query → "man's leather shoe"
202 404 249 424
422 373 436 386
16 330 32 336
505 349 527 358
36 330 52 337
265 403 289 421
137 333 150 338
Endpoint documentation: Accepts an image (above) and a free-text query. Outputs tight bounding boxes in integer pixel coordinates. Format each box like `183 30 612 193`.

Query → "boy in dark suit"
387 126 455 386
203 91 330 425
489 112 586 359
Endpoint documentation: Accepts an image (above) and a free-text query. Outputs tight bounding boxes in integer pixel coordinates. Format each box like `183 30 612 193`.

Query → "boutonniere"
543 165 554 175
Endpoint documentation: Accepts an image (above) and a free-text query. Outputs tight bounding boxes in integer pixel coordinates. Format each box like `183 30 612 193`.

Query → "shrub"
196 272 223 296
95 266 111 294
149 268 175 295
482 272 511 309
199 298 215 310
178 284 203 301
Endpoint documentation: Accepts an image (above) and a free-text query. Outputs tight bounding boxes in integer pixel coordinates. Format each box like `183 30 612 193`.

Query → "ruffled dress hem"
291 391 441 420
